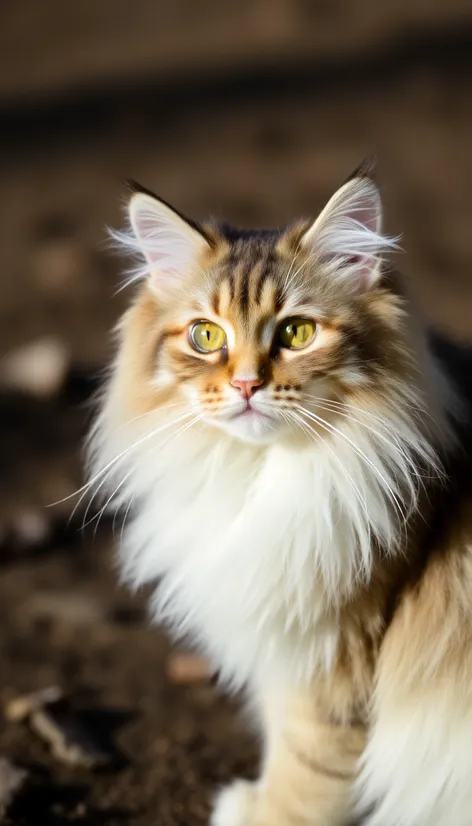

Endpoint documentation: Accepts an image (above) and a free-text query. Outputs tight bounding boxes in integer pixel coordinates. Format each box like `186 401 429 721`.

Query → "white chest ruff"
117 429 402 689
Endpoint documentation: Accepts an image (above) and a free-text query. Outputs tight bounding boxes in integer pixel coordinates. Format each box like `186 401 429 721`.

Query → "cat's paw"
211 780 257 826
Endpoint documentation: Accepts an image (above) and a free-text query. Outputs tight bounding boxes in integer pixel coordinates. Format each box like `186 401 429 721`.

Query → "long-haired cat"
88 158 472 826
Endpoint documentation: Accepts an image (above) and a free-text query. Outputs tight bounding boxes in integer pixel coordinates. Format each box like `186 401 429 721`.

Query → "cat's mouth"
229 401 275 422
201 397 284 442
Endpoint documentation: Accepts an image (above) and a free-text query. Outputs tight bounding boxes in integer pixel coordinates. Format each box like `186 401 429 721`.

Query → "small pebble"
0 337 70 398
11 509 52 549
166 652 212 684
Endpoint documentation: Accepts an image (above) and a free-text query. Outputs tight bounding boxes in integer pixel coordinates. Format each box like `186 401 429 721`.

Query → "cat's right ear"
296 157 399 292
119 187 211 294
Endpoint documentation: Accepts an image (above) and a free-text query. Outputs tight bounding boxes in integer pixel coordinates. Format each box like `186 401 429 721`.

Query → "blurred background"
0 2 472 824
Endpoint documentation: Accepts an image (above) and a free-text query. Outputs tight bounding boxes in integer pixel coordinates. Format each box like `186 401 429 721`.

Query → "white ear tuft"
301 174 399 290
110 191 210 294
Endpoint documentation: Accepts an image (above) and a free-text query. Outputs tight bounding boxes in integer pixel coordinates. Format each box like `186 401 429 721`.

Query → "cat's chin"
209 408 284 445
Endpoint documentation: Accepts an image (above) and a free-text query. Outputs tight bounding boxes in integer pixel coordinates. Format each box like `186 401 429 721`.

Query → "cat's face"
113 161 400 445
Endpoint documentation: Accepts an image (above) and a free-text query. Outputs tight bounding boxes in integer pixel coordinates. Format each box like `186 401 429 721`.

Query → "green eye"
278 317 316 350
190 321 226 353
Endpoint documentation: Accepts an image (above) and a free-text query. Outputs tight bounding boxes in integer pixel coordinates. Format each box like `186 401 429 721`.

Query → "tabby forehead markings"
239 257 262 312
210 246 286 338
254 248 277 305
214 278 231 319
210 287 220 316
225 251 237 303
234 257 248 316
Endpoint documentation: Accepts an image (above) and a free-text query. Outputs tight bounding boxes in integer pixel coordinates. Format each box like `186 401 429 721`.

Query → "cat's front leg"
211 684 366 826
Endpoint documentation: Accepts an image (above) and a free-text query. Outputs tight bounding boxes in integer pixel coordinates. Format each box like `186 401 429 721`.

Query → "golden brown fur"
90 161 472 825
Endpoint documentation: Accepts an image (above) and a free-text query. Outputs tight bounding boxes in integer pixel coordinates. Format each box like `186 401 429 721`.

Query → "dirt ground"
1 3 472 824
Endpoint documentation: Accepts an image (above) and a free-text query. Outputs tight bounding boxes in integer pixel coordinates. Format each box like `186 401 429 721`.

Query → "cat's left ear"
300 158 398 290
123 185 211 294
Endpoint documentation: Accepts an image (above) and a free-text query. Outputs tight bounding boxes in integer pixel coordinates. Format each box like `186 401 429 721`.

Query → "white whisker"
301 396 431 486
48 401 187 511
296 411 370 516
282 246 302 293
283 250 319 292
86 413 202 535
77 410 196 529
296 404 409 525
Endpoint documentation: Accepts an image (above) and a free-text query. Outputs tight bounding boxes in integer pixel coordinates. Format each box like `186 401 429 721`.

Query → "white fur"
88 346 452 826
302 177 400 289
357 688 472 826
109 192 208 291
89 379 438 692
211 781 257 826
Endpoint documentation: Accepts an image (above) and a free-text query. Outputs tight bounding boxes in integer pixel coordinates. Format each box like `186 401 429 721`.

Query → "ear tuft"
301 161 399 291
345 155 378 185
109 189 210 294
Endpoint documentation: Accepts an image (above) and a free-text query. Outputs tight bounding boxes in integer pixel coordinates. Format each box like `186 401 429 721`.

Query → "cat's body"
89 160 472 825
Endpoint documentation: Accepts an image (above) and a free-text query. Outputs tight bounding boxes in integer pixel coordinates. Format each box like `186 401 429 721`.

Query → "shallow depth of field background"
0 3 472 824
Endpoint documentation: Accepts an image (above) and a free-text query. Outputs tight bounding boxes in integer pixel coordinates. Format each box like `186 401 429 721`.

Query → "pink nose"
230 377 263 400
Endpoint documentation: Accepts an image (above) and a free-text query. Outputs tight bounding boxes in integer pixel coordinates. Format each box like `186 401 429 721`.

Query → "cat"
88 157 472 826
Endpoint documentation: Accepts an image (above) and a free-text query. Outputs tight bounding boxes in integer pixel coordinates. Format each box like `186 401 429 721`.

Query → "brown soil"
1 2 472 824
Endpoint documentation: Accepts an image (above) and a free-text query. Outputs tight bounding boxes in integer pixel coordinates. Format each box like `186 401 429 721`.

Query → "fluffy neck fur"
89 295 450 689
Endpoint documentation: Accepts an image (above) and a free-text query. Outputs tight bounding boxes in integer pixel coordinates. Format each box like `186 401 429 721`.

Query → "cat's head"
111 159 403 445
